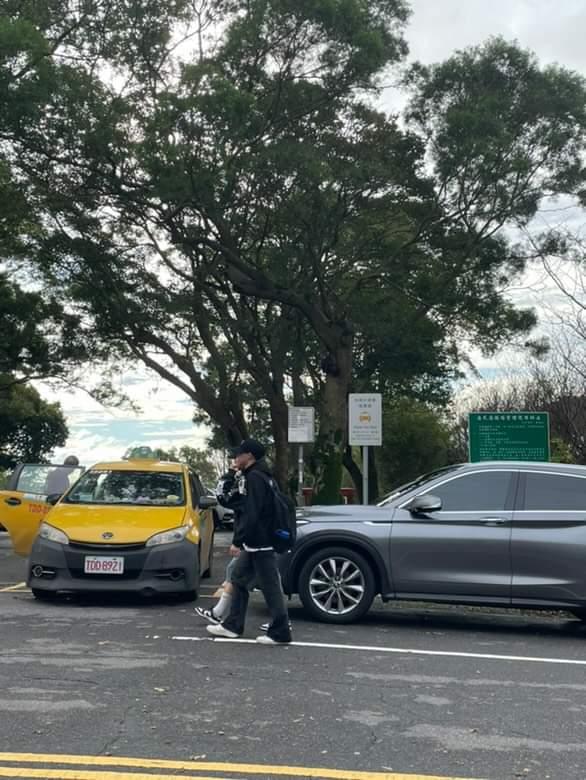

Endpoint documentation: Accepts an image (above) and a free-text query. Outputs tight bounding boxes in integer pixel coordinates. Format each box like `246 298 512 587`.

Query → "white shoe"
260 621 292 632
194 607 222 624
255 634 291 645
207 624 239 638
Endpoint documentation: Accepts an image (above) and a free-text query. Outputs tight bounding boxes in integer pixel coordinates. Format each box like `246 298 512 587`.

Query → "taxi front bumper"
27 536 200 595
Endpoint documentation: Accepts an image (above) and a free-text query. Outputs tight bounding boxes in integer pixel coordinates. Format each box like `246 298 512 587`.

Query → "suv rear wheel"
298 546 376 623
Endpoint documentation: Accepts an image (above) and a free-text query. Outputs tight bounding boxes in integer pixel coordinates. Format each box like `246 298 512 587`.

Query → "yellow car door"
188 471 214 574
0 464 84 556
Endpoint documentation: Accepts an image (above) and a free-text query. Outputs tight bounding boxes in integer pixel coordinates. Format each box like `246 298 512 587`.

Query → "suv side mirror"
198 496 217 510
405 494 442 514
46 493 63 506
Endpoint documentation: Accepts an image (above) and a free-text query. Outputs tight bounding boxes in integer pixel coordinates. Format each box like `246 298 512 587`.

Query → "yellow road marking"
0 753 481 780
0 581 27 592
0 770 231 780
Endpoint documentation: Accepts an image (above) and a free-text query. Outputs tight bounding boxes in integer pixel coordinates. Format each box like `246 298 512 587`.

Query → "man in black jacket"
207 438 292 645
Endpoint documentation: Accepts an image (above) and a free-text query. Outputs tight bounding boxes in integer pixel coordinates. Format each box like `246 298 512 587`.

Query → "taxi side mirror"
198 496 217 510
46 493 63 505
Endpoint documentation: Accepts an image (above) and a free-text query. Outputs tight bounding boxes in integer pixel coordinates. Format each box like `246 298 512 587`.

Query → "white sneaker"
194 607 221 624
206 624 239 638
260 621 292 632
255 634 291 645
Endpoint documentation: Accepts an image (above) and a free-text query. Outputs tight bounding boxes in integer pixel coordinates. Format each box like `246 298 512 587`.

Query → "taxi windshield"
65 469 185 506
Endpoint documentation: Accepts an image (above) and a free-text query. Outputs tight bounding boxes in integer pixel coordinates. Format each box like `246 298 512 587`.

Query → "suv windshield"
65 470 185 506
376 464 463 506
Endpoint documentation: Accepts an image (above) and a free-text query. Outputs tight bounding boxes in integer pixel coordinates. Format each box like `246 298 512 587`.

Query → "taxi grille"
69 541 145 551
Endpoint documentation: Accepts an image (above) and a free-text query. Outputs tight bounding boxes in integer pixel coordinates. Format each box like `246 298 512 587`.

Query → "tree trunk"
269 395 289 492
312 337 353 504
367 445 379 503
342 445 379 503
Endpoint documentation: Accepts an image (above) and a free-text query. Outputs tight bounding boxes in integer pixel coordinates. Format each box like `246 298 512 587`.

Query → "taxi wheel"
173 590 198 603
32 588 57 602
201 532 214 579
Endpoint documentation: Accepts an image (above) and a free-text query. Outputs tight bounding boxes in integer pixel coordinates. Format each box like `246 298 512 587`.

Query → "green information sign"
468 412 550 462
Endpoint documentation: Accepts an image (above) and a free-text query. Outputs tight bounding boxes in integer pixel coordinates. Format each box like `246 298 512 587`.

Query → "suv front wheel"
298 546 376 623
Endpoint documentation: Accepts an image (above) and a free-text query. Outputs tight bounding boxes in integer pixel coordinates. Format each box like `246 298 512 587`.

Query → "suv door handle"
4 497 21 506
482 517 507 525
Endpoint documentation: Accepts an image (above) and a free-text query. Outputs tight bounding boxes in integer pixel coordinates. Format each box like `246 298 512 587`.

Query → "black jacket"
231 459 275 549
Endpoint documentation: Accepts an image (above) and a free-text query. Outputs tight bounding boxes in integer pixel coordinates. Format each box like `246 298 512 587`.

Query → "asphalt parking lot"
2 530 586 780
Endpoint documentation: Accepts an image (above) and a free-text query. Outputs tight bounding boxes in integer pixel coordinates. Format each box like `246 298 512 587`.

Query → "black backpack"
257 472 297 553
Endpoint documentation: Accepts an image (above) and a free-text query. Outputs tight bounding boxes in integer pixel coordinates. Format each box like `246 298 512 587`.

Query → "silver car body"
281 461 586 620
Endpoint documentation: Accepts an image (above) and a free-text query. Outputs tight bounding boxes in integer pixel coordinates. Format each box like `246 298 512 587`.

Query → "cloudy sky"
406 0 586 73
43 0 586 467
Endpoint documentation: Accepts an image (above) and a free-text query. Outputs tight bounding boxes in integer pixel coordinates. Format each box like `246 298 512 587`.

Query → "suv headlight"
146 526 189 547
39 522 69 545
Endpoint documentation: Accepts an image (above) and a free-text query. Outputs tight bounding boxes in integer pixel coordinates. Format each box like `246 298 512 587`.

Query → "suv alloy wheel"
298 546 376 623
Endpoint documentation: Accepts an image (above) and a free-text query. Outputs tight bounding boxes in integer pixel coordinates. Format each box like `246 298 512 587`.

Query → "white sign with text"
349 394 382 446
288 406 315 443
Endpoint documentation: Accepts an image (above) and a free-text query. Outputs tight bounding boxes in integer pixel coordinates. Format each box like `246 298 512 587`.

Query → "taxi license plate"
84 556 124 575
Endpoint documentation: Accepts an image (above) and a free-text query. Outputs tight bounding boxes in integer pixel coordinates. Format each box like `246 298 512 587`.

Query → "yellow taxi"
0 459 215 601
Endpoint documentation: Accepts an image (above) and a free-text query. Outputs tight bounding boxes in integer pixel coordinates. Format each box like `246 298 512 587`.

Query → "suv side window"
428 471 512 512
523 473 586 511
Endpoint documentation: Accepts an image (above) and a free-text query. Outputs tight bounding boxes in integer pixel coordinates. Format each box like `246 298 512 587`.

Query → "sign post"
287 406 315 504
349 394 382 505
468 412 550 462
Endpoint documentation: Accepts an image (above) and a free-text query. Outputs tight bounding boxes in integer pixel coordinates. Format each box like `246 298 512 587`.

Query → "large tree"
4 4 586 497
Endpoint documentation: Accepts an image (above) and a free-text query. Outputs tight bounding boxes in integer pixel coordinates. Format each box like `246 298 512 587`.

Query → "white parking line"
172 635 586 667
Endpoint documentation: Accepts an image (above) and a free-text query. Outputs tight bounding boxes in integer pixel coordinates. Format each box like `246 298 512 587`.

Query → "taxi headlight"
39 522 69 545
145 526 189 547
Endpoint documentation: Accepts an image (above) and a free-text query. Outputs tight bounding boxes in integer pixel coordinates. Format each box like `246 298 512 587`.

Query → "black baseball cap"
229 438 266 460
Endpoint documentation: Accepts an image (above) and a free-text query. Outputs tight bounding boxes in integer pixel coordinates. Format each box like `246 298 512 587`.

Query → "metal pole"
362 445 369 505
298 444 304 506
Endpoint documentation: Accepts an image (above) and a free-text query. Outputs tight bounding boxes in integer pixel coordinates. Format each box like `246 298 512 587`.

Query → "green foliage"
0 272 89 381
0 377 68 469
376 398 451 496
550 437 575 464
311 430 345 504
154 445 220 486
407 37 586 229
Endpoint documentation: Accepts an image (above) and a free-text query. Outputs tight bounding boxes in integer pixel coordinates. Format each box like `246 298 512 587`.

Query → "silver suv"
280 461 586 623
